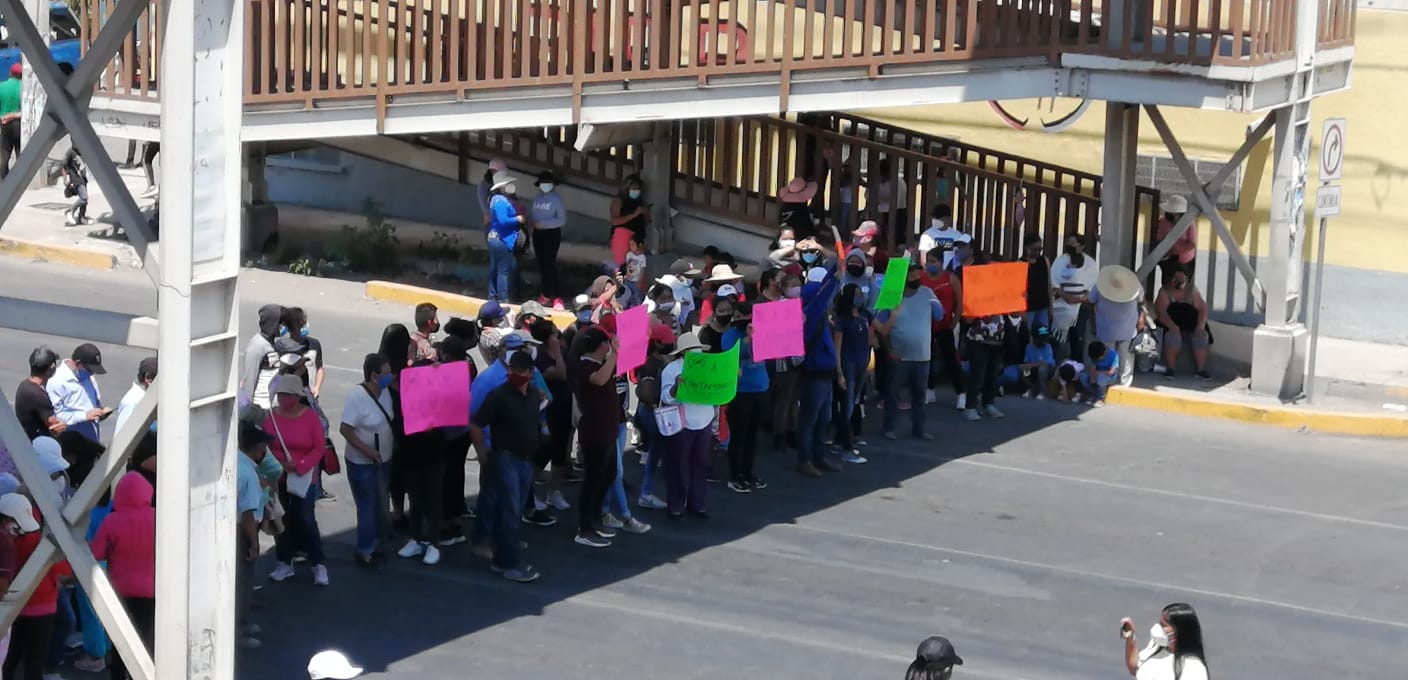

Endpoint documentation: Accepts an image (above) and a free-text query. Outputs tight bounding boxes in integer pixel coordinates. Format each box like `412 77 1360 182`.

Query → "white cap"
308 651 363 680
32 436 68 475
806 267 827 283
0 494 39 533
715 284 739 298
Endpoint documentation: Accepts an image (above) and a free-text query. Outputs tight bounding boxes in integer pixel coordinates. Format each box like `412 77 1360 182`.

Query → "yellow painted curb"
0 238 117 271
364 281 576 330
1106 386 1408 438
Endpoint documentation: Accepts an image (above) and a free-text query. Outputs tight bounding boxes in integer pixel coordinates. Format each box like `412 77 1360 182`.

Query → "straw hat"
671 331 706 356
490 172 517 193
706 264 744 282
1096 265 1142 304
1160 194 1189 213
778 177 818 203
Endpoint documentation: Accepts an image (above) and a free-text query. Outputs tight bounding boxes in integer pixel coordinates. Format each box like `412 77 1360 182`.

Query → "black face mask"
846 264 865 277
1064 245 1079 256
714 313 733 326
905 280 921 290
733 319 750 331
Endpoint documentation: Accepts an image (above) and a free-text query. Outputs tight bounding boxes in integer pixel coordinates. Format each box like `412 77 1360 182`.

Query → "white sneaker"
925 389 937 405
955 393 967 410
983 405 1006 419
622 517 652 534
601 513 624 530
312 564 328 586
397 539 425 558
64 212 77 226
637 494 667 510
268 562 296 582
546 490 571 511
422 545 441 566
962 408 981 422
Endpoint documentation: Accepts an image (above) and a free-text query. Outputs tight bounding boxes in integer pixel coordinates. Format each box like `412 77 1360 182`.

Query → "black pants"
964 342 1004 409
726 391 765 481
107 597 154 680
535 398 573 471
402 458 445 543
0 120 19 180
141 142 160 188
577 439 616 534
532 228 563 299
441 431 473 522
4 614 53 680
931 327 965 394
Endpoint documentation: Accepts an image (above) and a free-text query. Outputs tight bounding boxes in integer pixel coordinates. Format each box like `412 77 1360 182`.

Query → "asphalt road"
0 258 1405 680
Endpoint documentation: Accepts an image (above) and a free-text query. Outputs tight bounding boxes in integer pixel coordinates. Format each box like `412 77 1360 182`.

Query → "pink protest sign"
399 361 471 435
751 298 804 361
616 305 649 375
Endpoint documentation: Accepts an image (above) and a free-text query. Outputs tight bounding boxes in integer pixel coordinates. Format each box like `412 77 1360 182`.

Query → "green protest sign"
677 343 740 406
874 256 912 311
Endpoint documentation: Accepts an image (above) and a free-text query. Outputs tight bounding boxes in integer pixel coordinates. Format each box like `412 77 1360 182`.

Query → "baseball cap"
32 436 69 475
0 494 39 533
854 220 879 239
649 324 677 345
500 330 541 350
72 343 106 374
478 300 505 323
270 374 304 396
9 63 21 78
136 356 158 381
669 258 702 277
715 284 739 299
916 636 964 667
518 300 548 320
1034 325 1051 338
572 294 592 312
506 350 535 372
307 650 363 680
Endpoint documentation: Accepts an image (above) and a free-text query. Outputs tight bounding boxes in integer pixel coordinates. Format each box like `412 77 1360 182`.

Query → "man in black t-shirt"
14 347 62 440
471 351 543 583
281 307 326 397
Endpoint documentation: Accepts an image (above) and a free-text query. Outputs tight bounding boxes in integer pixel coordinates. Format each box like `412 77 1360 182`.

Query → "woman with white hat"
1153 194 1197 280
486 172 526 303
658 332 714 519
1091 265 1144 388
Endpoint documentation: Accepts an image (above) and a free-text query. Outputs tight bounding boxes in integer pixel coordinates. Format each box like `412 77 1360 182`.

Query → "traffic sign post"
1306 120 1346 403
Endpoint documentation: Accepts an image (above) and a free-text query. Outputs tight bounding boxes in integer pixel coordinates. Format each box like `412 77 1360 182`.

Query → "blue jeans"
603 424 632 519
884 360 929 436
77 580 109 658
797 374 833 465
486 236 515 302
1082 370 1116 400
491 453 534 571
836 361 868 448
634 404 663 498
346 460 389 557
470 457 498 546
275 479 324 565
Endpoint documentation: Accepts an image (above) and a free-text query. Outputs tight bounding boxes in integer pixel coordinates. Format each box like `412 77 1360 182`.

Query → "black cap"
237 423 273 451
535 170 558 185
136 356 158 381
72 343 106 374
273 336 304 354
506 350 534 372
916 636 963 667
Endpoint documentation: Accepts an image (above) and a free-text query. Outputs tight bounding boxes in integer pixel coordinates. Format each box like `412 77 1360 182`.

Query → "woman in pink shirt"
91 471 155 680
263 374 331 586
1154 194 1197 280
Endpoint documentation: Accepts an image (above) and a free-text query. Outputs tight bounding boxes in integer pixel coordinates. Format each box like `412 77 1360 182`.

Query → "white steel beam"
0 297 158 349
154 0 243 679
1099 103 1139 271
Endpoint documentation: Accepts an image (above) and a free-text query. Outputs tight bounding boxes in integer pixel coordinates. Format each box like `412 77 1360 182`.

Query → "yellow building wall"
860 8 1406 274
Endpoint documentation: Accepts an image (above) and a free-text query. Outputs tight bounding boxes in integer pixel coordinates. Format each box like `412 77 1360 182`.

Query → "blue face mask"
376 374 394 390
299 327 310 338
278 325 289 337
926 264 941 275
801 252 819 264
76 367 91 381
628 189 642 199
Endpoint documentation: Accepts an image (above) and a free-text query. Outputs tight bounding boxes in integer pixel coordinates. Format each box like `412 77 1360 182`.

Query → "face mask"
846 264 865 277
540 183 555 192
714 313 733 326
865 265 874 278
299 327 309 338
925 264 941 275
504 186 517 196
76 367 91 381
376 374 393 390
276 394 300 410
905 280 921 291
1149 623 1170 648
785 286 801 299
507 373 531 389
658 301 675 312
1064 245 1079 256
628 189 642 199
279 325 289 336
801 252 819 264
931 218 946 229
733 319 750 331
778 239 796 250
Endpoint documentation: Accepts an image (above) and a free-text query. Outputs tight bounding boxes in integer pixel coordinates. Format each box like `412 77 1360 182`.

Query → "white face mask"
865 266 875 278
932 218 947 229
658 301 676 312
778 238 796 250
1149 623 1170 648
539 183 555 192
785 286 801 299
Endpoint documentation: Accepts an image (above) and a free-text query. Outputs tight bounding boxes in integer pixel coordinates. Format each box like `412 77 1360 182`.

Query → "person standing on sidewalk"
340 354 395 569
469 351 543 583
877 263 943 441
570 326 620 547
0 64 20 180
530 171 567 309
795 267 841 478
47 344 110 442
60 147 93 226
486 173 525 303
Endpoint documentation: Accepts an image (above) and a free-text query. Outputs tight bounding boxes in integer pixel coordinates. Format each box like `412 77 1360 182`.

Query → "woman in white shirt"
1049 233 1099 361
340 353 396 568
1120 602 1210 680
658 332 716 520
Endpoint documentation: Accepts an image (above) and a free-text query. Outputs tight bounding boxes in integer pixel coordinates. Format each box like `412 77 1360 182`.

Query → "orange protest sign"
962 262 1030 318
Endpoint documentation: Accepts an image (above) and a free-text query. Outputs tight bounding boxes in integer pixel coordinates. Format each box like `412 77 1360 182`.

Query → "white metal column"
18 0 48 157
1099 103 1139 272
153 0 243 679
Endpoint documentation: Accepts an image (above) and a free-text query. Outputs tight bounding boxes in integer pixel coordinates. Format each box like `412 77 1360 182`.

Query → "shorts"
1163 328 1210 352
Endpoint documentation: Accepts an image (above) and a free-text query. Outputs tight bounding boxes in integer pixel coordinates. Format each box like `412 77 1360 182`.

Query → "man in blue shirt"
468 330 548 556
796 266 840 478
1082 340 1119 406
875 263 944 441
721 302 769 493
1021 325 1057 398
47 344 111 441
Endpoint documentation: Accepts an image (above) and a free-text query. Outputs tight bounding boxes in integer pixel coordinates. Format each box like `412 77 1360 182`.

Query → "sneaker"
897 401 911 411
1164 368 1177 380
503 565 541 583
312 565 329 586
925 388 937 404
637 494 667 510
1035 392 1047 400
727 479 752 493
962 408 981 422
621 517 652 534
840 450 868 464
747 476 768 490
595 525 619 539
797 462 822 478
1196 370 1213 381
397 539 425 559
74 656 106 672
545 490 571 511
468 542 494 560
601 513 624 530
237 637 262 650
687 509 709 519
523 509 558 527
64 212 77 226
551 298 565 311
268 562 296 582
439 534 467 546
65 631 84 648
955 393 967 410
982 405 1006 419
422 545 441 566
1091 399 1106 408
575 533 611 548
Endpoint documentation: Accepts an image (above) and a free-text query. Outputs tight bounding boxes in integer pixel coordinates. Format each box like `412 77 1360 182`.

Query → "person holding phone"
46 344 112 442
1120 603 1209 680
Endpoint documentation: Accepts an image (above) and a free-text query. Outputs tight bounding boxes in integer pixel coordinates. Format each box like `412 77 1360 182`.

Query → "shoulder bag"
269 412 314 499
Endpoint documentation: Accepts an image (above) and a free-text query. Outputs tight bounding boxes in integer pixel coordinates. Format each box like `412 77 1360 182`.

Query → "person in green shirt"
0 63 23 180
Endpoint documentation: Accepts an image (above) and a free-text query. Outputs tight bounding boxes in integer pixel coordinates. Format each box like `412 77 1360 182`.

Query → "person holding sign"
796 268 843 478
659 333 716 518
876 263 944 441
721 302 770 494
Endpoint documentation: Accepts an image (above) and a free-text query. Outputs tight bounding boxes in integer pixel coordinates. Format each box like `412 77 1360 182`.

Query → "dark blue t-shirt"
837 310 872 367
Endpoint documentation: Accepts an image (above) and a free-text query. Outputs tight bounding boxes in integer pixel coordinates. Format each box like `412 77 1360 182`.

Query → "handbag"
321 437 342 475
268 412 314 499
653 404 684 437
260 493 286 536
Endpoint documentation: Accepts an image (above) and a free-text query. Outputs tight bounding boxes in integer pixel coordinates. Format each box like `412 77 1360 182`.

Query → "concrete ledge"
364 280 576 329
0 238 118 271
1106 386 1408 439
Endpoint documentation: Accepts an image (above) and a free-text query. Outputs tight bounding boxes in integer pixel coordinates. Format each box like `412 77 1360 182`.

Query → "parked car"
0 2 83 76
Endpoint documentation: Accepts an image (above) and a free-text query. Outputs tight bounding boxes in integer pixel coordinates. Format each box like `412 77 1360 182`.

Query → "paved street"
0 258 1405 679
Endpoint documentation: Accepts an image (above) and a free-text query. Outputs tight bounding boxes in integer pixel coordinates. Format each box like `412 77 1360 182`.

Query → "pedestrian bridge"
84 0 1356 141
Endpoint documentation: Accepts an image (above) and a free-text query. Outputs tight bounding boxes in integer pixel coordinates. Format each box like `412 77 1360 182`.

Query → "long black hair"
1163 602 1207 678
378 323 412 375
836 283 862 317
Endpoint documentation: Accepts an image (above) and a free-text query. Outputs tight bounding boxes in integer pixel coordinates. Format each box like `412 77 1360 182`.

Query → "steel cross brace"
1143 105 1269 309
0 0 159 287
0 384 159 680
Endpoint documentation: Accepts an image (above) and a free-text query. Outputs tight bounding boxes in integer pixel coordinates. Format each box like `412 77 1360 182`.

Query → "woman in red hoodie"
4 494 69 680
91 471 155 680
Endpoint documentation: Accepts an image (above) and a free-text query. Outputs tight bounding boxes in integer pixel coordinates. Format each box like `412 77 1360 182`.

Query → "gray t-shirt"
1092 285 1141 344
887 287 938 362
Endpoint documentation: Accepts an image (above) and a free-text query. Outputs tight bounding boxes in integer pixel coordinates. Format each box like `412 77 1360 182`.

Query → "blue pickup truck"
0 2 83 76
